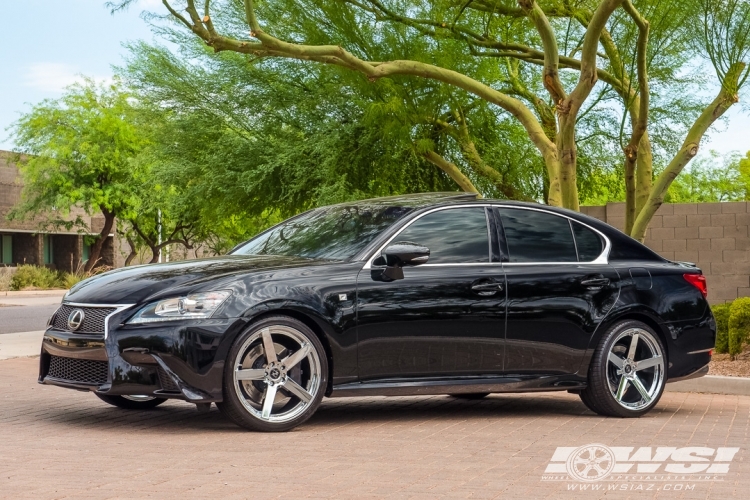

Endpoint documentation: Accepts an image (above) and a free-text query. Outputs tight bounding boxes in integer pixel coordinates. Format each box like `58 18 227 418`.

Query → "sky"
0 0 159 150
0 0 748 158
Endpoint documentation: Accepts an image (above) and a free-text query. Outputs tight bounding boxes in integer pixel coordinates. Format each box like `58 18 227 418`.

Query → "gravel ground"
709 347 750 377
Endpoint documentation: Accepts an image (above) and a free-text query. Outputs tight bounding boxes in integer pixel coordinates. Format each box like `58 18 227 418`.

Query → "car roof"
328 192 480 208
335 194 608 223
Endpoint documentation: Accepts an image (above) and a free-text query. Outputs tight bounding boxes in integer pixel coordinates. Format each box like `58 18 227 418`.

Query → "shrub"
60 272 85 289
10 265 63 290
712 303 731 354
0 270 12 291
728 297 750 357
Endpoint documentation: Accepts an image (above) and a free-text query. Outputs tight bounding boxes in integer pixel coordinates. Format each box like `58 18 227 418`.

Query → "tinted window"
573 222 604 261
232 205 411 260
394 208 489 264
498 208 577 262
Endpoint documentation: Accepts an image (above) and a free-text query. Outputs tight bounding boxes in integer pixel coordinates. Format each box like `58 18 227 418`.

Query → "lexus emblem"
67 309 85 331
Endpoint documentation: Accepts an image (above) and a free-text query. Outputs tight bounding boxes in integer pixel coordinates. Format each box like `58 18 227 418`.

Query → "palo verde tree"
9 79 144 272
115 0 750 241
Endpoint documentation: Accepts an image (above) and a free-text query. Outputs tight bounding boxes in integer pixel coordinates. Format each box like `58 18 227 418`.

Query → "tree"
9 79 145 272
114 0 750 241
666 151 746 203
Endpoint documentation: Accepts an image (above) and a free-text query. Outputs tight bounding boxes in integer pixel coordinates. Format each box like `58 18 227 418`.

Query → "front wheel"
580 320 666 418
217 316 328 432
96 394 167 410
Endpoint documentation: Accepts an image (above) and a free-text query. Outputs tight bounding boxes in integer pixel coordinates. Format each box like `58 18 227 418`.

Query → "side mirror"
371 241 429 281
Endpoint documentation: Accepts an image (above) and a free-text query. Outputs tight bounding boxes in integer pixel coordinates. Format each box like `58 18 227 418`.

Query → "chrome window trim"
363 204 492 270
60 302 135 339
363 203 610 269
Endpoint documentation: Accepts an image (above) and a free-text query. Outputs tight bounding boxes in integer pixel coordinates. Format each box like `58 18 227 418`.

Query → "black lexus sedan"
40 192 714 432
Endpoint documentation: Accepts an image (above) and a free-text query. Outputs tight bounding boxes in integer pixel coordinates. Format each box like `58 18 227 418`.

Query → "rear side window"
394 207 489 264
572 222 604 261
497 208 577 262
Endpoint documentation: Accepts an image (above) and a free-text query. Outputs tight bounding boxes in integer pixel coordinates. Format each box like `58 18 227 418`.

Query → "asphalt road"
0 302 60 334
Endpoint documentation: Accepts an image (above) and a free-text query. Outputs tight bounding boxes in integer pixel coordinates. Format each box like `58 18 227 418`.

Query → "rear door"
496 207 620 375
356 206 507 380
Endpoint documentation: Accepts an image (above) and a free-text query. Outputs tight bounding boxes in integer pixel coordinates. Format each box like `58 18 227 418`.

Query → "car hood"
64 255 331 305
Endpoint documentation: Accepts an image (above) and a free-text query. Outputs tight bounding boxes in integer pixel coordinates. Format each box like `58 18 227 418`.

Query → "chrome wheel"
232 325 322 424
607 327 665 411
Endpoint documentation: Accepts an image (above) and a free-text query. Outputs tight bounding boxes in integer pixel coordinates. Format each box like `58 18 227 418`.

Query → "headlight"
127 291 231 324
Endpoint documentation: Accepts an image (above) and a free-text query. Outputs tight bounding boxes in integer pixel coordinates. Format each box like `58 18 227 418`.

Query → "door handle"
580 277 610 288
471 281 504 295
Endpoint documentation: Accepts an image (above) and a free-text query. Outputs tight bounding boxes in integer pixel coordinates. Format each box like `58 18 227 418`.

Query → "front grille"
157 366 181 393
47 355 108 385
50 304 117 334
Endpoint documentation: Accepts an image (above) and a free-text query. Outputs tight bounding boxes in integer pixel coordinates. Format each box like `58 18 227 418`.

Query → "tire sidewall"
221 315 328 432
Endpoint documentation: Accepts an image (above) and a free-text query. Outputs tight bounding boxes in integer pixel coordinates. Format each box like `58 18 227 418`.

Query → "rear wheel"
580 320 666 418
217 316 328 432
96 394 167 410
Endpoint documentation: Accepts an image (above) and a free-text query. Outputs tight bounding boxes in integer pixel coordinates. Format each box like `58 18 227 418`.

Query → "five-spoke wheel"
580 320 666 417
217 316 328 431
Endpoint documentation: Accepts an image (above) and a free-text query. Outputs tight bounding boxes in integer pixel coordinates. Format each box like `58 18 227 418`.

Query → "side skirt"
329 374 587 398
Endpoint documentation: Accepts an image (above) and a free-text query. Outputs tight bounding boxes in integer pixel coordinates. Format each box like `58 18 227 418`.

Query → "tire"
449 393 490 400
96 394 167 410
580 320 666 418
216 315 328 432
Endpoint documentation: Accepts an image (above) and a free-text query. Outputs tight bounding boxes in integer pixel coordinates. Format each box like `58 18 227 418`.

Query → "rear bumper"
666 363 709 383
39 318 247 402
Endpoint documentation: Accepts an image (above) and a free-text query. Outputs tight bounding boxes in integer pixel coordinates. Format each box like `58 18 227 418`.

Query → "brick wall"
581 202 750 304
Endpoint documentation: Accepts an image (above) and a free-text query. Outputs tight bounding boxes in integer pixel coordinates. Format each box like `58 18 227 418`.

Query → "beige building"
0 150 119 272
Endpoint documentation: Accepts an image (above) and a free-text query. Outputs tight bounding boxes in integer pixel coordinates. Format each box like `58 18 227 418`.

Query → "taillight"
684 273 707 298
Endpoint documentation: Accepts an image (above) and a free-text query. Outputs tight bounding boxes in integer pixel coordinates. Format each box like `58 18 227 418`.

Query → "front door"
356 206 506 381
495 207 620 375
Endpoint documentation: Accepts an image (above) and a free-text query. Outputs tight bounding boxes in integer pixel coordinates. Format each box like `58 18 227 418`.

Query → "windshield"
231 204 412 261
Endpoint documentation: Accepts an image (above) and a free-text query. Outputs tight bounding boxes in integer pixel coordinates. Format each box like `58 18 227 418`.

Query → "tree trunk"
542 150 564 207
149 246 160 264
630 63 745 241
555 116 579 210
124 234 138 267
85 209 115 273
635 132 653 216
422 150 480 195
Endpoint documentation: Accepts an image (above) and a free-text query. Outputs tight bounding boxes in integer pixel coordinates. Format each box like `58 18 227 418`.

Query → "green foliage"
712 303 731 354
729 297 750 357
10 265 65 290
7 265 96 291
0 271 12 292
9 78 145 227
666 151 748 203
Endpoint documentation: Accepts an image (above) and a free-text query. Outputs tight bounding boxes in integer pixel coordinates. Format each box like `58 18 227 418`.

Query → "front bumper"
39 317 247 402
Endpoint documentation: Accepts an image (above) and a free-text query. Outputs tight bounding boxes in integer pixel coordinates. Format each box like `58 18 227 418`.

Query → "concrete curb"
0 290 67 297
666 375 750 396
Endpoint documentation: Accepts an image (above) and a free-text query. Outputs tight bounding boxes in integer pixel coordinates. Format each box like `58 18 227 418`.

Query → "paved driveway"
1 357 748 499
0 295 62 334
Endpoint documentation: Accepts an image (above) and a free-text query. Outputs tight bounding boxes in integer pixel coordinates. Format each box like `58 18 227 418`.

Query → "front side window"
497 208 577 263
393 207 489 264
232 204 412 261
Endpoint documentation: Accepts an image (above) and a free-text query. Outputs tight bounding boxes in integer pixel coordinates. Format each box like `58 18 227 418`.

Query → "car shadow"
30 393 603 434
